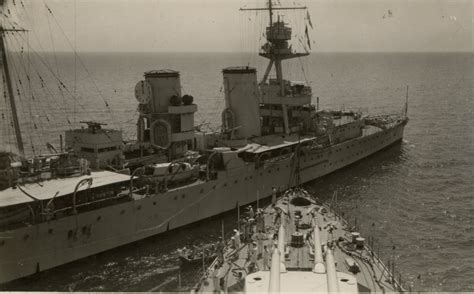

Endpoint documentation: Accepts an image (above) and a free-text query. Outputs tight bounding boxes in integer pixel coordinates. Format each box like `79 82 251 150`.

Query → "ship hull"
0 122 406 284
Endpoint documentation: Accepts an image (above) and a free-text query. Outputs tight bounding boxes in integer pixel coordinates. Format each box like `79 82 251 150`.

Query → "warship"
0 0 407 284
193 187 406 293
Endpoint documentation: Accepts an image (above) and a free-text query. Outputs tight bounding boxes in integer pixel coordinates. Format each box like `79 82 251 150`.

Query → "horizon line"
8 50 474 54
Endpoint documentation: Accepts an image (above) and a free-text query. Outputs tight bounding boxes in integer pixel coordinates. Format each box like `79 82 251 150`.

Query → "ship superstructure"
0 0 407 285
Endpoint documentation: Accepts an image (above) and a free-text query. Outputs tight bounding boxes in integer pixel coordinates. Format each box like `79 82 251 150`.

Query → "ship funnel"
222 67 261 139
277 224 287 273
268 248 281 293
136 69 197 159
326 248 340 293
144 70 182 113
312 225 325 274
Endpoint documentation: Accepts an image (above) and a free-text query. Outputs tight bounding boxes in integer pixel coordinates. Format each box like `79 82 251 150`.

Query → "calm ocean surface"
1 52 473 291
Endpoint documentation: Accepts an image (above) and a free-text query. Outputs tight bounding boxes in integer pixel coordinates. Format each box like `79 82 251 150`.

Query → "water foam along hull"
0 122 405 284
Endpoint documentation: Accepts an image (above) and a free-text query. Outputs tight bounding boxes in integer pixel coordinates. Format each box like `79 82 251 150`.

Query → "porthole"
174 195 178 200
97 216 102 221
153 201 156 205
48 228 54 234
234 180 238 184
182 194 185 199
224 183 227 187
137 205 142 210
120 209 125 215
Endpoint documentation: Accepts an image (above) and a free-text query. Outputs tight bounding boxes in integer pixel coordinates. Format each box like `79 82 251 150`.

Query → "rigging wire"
12 1 114 127
5 38 39 154
11 30 89 113
1 72 15 152
7 28 81 123
3 6 88 119
73 0 77 124
10 31 50 138
45 4 114 122
21 2 68 111
43 1 62 79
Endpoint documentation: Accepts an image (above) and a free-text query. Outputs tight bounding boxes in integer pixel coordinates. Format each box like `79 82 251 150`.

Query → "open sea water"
1 52 472 291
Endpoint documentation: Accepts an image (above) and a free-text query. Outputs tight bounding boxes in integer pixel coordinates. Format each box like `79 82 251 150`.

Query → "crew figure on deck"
216 237 225 262
262 245 270 270
255 209 265 232
271 186 277 204
233 229 241 248
247 205 255 219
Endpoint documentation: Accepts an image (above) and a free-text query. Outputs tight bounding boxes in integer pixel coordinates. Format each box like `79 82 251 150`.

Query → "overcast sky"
4 0 473 52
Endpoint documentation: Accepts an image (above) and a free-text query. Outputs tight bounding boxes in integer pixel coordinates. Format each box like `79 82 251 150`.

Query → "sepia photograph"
0 0 472 292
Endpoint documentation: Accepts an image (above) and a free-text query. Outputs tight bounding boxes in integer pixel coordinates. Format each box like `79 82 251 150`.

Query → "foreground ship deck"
194 188 404 293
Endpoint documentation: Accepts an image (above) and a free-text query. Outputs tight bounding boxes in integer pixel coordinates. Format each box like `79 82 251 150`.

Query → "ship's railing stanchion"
237 201 240 232
202 247 205 273
257 190 260 209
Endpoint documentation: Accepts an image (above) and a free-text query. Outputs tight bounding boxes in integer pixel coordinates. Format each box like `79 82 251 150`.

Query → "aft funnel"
222 67 261 139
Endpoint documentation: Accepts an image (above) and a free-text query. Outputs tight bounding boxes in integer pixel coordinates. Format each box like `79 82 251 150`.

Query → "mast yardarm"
240 1 308 94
